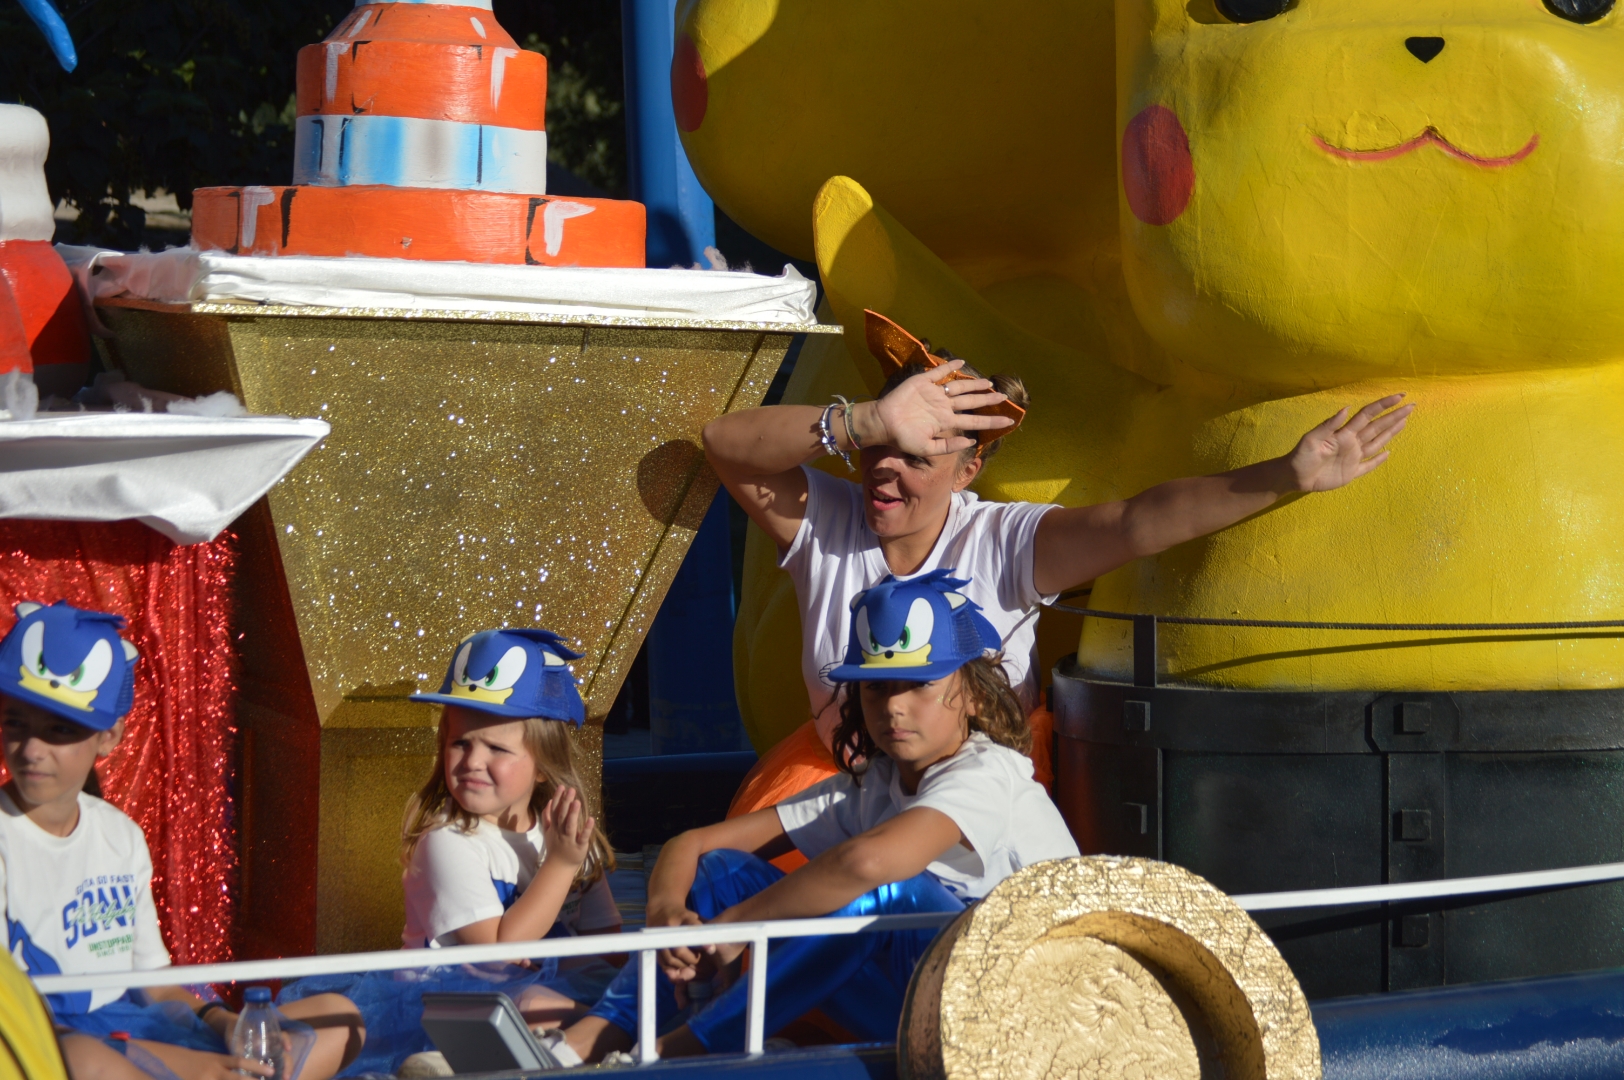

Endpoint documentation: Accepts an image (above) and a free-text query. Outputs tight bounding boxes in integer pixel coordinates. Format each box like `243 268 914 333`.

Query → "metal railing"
29 911 960 1063
33 857 1624 1066
32 860 1624 1062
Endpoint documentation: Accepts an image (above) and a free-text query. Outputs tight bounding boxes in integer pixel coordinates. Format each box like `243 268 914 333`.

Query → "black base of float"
1052 657 1624 999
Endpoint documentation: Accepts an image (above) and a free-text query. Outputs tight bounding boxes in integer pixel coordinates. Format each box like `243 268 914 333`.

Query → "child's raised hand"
540 785 594 868
867 360 1014 458
1286 394 1414 493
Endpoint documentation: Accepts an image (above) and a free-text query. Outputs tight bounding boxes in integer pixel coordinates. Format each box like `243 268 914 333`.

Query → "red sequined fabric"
0 520 239 964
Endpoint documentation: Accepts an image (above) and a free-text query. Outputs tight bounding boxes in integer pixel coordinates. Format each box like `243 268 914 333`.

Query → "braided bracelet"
818 400 855 472
836 395 864 453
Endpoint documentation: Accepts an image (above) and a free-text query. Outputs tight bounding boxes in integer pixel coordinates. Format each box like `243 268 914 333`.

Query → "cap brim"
1 684 120 731
408 692 580 724
827 659 968 684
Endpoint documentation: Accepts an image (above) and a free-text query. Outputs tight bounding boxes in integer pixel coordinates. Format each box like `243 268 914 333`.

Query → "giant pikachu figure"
673 0 1624 749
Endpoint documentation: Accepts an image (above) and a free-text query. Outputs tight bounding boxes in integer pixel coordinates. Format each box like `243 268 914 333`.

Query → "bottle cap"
243 987 272 1004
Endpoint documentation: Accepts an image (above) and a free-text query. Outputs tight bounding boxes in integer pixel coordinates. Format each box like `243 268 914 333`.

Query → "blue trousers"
588 849 964 1051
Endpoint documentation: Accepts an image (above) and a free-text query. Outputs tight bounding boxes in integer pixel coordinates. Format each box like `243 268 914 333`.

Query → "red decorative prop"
0 520 239 965
672 33 708 133
1123 104 1195 227
0 240 88 370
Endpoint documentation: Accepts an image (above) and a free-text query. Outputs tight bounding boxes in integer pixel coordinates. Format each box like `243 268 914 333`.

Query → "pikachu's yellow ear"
810 174 1151 505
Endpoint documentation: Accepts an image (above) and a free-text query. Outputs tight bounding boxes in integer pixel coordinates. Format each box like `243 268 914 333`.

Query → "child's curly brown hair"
831 653 1031 776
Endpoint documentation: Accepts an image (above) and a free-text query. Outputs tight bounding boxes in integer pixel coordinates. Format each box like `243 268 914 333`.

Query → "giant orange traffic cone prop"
192 1 645 266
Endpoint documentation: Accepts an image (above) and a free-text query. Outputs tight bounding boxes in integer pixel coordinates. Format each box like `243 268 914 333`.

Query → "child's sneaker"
397 1051 454 1078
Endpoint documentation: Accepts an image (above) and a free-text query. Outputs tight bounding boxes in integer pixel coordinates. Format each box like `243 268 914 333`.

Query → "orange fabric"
1027 704 1055 794
727 720 838 872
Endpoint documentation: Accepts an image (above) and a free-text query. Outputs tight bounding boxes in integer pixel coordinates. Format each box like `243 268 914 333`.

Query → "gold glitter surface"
99 300 820 722
901 857 1320 1080
98 300 831 952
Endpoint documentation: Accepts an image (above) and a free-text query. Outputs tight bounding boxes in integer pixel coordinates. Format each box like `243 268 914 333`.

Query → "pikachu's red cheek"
1122 105 1195 226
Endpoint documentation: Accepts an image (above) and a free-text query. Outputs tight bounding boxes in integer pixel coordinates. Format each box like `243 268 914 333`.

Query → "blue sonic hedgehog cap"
828 570 1002 683
0 601 140 731
411 628 586 725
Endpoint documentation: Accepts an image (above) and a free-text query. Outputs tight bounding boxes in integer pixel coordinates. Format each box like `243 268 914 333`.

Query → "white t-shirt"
774 733 1079 901
783 467 1058 731
401 817 620 948
0 789 170 1014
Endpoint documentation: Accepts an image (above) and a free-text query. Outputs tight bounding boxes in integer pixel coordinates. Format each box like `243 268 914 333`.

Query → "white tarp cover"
59 246 821 325
0 413 329 544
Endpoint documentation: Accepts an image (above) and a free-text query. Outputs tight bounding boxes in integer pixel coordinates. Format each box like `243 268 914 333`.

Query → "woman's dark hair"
82 765 102 797
875 351 1029 465
832 654 1031 776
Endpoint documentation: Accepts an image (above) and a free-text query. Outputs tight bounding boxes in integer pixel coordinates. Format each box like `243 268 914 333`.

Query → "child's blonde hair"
401 710 615 884
831 653 1031 776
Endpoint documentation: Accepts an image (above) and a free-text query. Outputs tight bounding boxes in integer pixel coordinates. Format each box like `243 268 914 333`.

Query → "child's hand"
1285 394 1413 493
647 903 714 1005
867 360 1014 458
540 786 594 869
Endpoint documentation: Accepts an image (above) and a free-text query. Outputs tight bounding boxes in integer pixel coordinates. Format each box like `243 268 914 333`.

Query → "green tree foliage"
0 0 627 249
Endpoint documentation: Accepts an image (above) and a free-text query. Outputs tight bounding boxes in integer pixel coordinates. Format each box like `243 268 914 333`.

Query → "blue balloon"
14 0 77 72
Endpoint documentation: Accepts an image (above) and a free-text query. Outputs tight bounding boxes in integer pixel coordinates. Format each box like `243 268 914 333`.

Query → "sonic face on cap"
0 602 140 731
412 627 586 725
828 570 1002 684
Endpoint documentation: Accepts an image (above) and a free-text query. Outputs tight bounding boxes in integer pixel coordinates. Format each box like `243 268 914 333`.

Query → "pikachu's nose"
1405 37 1446 63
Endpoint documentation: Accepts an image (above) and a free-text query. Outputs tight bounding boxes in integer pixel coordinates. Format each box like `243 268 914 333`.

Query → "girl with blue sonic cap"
0 602 365 1080
279 627 620 1075
553 570 1078 1064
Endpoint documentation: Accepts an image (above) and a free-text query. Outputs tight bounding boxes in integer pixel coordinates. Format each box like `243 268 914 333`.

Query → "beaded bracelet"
818 400 855 472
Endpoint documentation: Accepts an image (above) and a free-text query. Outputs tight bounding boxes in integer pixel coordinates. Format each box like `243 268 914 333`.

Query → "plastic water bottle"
231 987 286 1080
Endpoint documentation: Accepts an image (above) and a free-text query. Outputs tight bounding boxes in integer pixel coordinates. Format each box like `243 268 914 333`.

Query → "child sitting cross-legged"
278 627 620 1076
0 601 364 1080
554 569 1080 1063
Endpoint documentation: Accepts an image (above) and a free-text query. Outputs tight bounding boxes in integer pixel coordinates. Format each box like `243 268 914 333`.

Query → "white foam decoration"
0 105 55 243
59 246 824 326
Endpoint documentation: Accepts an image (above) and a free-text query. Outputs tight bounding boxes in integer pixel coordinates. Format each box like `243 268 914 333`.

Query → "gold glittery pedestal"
99 298 837 953
902 857 1320 1080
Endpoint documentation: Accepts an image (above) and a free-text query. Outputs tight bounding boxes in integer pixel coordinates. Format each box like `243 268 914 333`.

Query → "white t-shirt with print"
401 817 620 948
774 733 1079 901
0 788 170 1014
783 466 1058 732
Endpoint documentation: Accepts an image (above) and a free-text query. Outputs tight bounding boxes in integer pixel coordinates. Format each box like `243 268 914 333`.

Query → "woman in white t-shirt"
552 571 1080 1063
706 312 1411 811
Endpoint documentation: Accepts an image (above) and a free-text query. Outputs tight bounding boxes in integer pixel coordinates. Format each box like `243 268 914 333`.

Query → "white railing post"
638 947 659 1063
744 930 769 1054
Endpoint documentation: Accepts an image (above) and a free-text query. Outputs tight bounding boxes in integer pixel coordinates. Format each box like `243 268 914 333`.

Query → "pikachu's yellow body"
675 0 1624 747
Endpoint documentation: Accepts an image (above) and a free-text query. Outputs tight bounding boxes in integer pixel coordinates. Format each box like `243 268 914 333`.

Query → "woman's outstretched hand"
860 359 1014 458
1285 394 1413 493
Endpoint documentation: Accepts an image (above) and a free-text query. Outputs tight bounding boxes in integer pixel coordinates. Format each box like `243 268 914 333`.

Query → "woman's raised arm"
700 361 1012 551
1032 394 1413 595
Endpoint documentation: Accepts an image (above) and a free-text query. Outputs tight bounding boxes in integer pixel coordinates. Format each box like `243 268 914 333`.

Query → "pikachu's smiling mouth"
1313 126 1539 168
